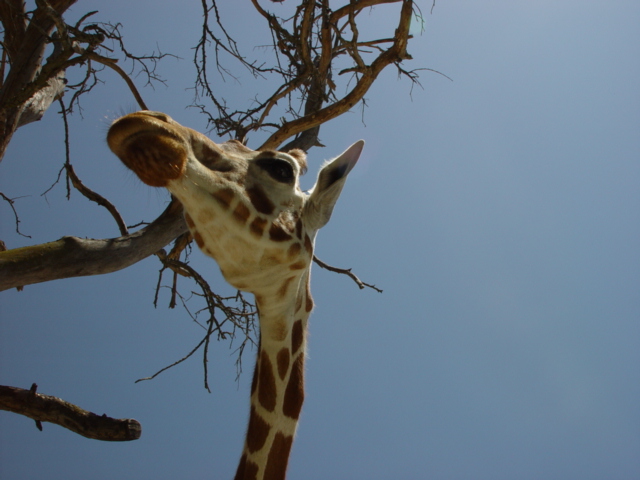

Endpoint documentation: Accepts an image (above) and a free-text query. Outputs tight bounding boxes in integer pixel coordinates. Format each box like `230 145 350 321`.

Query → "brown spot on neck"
282 354 304 420
276 348 290 381
258 351 277 412
234 453 259 480
246 406 271 453
291 320 304 355
263 432 294 480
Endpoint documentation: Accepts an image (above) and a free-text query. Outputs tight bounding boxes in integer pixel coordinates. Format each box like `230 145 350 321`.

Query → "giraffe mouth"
108 114 189 187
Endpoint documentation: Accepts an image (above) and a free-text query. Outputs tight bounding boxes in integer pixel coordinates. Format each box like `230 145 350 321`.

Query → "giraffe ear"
304 140 364 231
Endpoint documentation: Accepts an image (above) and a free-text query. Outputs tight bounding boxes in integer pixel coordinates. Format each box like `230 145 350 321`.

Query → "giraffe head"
107 111 363 298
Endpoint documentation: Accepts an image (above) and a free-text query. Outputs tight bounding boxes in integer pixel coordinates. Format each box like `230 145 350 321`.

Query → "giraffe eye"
256 158 295 184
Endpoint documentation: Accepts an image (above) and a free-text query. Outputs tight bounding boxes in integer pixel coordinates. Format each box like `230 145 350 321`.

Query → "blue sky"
1 1 639 479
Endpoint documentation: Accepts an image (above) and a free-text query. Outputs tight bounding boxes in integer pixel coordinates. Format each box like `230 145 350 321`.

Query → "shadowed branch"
0 200 187 292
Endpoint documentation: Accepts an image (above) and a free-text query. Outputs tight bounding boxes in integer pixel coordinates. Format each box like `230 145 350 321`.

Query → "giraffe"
107 111 363 480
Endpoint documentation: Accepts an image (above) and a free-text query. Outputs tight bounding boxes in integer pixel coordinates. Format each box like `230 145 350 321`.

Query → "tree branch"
84 52 149 110
0 200 187 292
196 0 417 151
0 191 31 238
258 0 413 150
0 0 78 160
0 384 141 441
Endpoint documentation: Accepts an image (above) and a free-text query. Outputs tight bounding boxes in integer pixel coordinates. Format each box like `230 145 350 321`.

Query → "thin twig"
0 192 31 238
84 52 148 110
57 98 129 235
313 255 383 293
135 335 208 384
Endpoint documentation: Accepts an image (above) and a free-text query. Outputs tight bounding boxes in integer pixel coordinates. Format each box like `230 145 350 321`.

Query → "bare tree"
0 0 423 440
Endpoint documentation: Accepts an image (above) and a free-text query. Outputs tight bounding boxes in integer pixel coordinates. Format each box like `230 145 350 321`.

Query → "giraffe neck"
106 111 362 480
234 272 313 480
